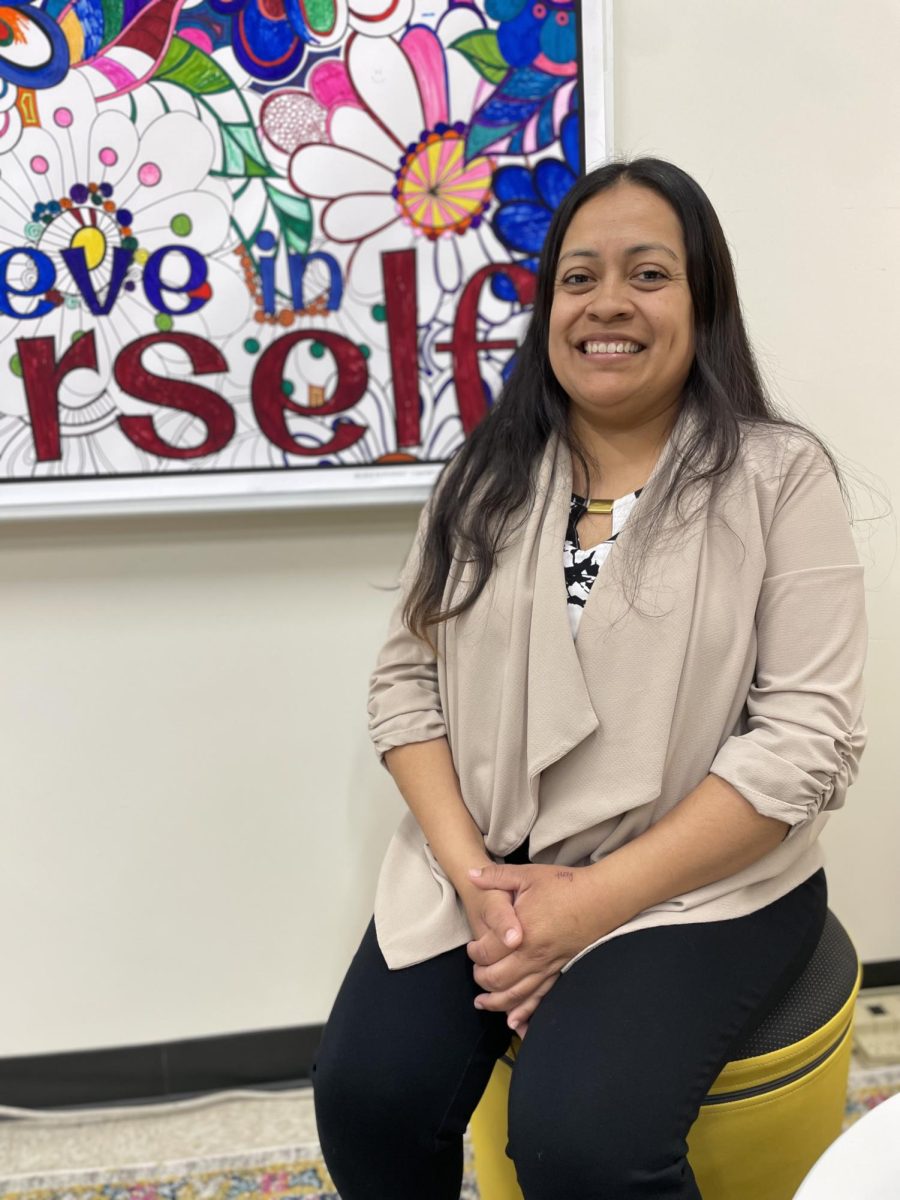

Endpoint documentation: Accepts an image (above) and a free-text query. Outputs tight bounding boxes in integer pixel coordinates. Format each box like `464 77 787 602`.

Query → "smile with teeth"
580 340 645 355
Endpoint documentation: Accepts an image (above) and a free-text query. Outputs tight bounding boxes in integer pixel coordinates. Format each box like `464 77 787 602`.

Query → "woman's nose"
584 277 634 321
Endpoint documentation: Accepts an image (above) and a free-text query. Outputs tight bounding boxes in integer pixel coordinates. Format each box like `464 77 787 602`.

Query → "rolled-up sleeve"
710 439 867 831
367 501 447 762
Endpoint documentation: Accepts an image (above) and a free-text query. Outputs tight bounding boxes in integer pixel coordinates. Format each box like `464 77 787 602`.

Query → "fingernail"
468 868 483 878
508 1020 518 1031
474 999 484 1010
504 929 518 945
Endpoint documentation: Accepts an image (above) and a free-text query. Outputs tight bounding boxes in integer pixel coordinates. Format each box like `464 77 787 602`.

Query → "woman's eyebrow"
558 248 600 263
626 242 679 261
558 243 680 263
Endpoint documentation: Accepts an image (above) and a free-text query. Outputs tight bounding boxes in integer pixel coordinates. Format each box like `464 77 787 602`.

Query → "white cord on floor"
0 1086 312 1124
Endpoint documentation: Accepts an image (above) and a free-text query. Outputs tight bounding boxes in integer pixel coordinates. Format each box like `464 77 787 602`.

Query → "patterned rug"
0 1144 481 1200
1 1076 897 1200
844 1063 900 1127
0 1148 339 1200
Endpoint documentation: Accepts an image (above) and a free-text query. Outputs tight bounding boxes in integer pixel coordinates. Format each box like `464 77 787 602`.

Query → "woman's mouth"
579 340 645 355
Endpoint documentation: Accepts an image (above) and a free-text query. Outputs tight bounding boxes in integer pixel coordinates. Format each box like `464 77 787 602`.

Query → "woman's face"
548 181 695 433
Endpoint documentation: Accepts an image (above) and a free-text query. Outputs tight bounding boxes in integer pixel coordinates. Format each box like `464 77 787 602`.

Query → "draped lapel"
531 410 715 842
525 436 599 784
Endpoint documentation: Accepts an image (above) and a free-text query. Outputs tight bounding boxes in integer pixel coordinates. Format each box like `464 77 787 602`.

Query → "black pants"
313 869 827 1200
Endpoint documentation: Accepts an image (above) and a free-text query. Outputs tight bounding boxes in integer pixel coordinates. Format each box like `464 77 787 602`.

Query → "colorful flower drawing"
70 0 190 101
0 77 22 153
0 0 70 90
0 0 604 497
492 0 577 68
0 71 248 426
455 0 578 157
289 9 510 298
207 0 414 84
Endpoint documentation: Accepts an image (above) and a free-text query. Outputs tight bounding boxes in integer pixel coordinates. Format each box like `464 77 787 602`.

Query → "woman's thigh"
508 869 828 1200
313 917 511 1200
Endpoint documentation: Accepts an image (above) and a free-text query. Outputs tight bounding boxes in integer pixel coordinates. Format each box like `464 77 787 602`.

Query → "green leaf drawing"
220 122 274 178
154 35 233 95
450 30 508 85
466 121 516 160
265 185 313 255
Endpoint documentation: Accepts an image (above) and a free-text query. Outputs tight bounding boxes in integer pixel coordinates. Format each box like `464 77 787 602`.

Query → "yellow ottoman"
470 910 860 1200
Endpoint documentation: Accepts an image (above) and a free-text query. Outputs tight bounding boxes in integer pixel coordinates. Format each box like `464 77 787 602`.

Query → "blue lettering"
287 250 343 313
255 230 277 317
61 246 134 317
142 246 210 316
0 248 56 319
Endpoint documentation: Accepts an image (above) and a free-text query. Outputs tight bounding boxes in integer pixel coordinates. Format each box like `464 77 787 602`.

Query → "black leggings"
313 869 827 1200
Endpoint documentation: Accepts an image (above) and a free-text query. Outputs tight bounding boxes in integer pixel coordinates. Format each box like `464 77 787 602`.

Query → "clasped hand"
464 862 613 1036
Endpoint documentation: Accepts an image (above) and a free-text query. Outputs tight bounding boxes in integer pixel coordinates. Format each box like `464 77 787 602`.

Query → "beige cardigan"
368 413 867 970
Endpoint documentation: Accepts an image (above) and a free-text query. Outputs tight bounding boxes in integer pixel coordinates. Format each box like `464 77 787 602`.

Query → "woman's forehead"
559 184 685 257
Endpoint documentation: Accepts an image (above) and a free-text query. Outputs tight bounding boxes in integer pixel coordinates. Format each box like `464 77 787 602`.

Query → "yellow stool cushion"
470 910 860 1200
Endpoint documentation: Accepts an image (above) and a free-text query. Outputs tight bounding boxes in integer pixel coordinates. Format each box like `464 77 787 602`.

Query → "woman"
313 159 867 1199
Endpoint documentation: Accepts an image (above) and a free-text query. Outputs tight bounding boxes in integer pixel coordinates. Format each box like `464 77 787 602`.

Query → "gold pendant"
586 499 614 515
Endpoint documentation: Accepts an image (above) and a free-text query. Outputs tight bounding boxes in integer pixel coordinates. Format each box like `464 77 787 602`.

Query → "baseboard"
0 1024 324 1112
862 959 900 990
4 959 900 1112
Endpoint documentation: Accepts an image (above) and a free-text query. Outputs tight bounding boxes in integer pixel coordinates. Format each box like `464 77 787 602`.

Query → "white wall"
0 507 412 1055
0 0 897 1057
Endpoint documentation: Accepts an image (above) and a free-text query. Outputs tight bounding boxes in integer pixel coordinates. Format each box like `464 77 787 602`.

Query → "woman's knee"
313 1027 414 1144
313 1020 479 1157
512 1138 693 1199
508 1087 694 1198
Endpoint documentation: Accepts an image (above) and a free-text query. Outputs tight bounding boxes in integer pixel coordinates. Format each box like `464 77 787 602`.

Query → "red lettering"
251 330 367 456
114 334 234 459
381 248 420 449
14 260 535 469
436 264 536 434
18 333 100 462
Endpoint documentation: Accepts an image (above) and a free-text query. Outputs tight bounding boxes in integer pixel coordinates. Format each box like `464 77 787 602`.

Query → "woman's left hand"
466 862 622 1033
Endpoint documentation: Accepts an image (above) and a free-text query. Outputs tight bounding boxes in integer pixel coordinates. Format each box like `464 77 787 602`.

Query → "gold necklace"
586 498 614 515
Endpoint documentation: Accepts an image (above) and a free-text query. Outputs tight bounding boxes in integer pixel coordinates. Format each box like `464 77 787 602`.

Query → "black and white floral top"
564 490 642 636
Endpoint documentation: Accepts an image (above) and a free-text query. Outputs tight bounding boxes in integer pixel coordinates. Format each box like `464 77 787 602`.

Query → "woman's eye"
562 272 592 285
635 269 667 282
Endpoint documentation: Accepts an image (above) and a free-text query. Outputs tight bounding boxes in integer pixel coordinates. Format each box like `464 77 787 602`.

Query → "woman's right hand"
462 884 523 968
383 740 525 970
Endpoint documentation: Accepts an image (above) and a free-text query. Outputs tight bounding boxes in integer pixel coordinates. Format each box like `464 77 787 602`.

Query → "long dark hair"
404 157 838 640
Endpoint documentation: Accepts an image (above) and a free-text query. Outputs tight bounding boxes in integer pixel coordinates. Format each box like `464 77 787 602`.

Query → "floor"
0 1086 319 1176
1 988 899 1179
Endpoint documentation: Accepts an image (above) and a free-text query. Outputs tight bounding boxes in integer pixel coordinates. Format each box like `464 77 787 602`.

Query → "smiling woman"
402 157 799 637
549 183 695 452
312 158 867 1200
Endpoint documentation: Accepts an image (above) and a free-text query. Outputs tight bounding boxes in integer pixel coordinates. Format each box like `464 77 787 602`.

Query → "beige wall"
1 0 897 1057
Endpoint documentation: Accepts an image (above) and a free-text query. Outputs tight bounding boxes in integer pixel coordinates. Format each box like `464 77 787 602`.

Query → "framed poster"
0 0 611 517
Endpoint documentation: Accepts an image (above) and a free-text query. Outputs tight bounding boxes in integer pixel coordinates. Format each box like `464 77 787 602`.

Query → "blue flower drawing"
491 109 579 299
